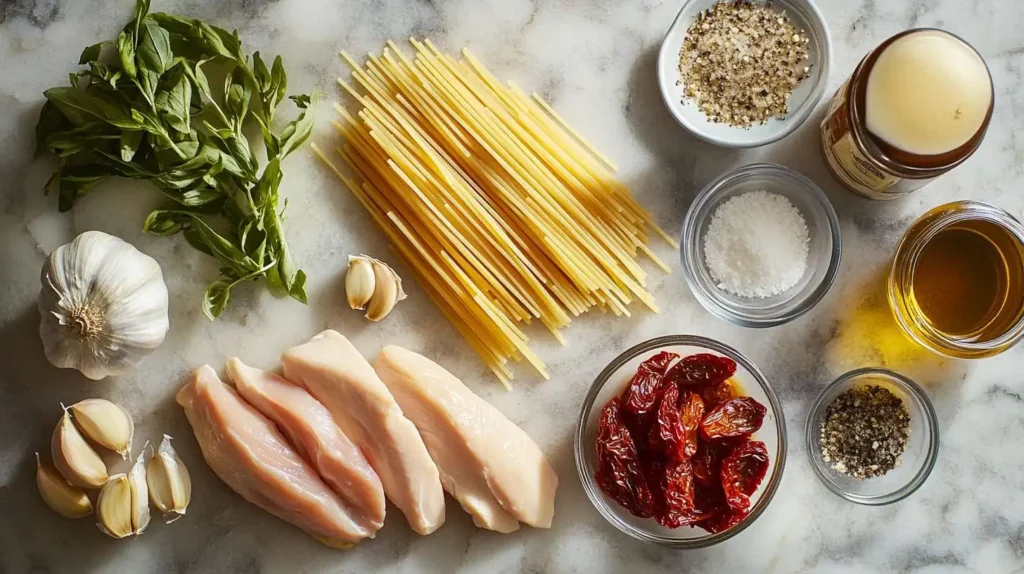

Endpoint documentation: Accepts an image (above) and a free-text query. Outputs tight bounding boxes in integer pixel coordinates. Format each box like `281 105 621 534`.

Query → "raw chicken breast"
177 365 372 546
225 358 386 533
282 330 445 535
374 346 559 529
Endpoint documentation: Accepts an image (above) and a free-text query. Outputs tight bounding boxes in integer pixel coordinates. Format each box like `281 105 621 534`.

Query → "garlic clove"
70 399 134 458
366 260 404 321
96 474 133 539
35 452 93 519
52 409 109 489
345 256 376 310
146 435 192 522
128 449 150 535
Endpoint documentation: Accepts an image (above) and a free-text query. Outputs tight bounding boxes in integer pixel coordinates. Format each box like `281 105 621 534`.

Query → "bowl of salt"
680 163 841 328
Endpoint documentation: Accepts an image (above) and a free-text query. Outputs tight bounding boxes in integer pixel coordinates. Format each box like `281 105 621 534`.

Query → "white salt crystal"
703 190 809 298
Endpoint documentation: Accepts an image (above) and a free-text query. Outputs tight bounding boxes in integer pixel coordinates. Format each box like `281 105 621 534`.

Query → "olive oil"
912 221 1017 337
890 201 1024 358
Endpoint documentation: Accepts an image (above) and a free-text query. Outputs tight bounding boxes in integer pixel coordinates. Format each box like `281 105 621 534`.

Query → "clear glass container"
680 163 842 328
889 201 1024 358
574 335 787 548
806 368 938 505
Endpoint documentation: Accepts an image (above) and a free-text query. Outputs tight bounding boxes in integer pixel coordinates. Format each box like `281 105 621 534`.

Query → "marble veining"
2 0 1024 572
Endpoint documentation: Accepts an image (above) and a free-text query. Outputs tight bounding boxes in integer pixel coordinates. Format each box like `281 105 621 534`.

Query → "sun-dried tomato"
595 397 654 518
664 353 736 387
658 460 706 528
679 391 705 459
699 379 735 409
700 397 767 440
721 441 769 512
649 384 682 457
620 351 678 416
691 437 741 487
698 507 749 534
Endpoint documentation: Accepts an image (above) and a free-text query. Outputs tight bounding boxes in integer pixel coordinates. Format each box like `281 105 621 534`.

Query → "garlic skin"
146 435 191 522
127 451 151 536
39 231 169 380
35 452 93 519
96 474 133 539
52 410 109 489
70 398 134 458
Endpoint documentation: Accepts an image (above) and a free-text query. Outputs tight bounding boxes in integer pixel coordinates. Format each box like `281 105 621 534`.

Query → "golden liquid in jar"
910 220 1024 340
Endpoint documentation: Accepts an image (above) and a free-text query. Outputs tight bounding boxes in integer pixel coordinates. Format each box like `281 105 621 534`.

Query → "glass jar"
820 29 993 200
889 201 1024 358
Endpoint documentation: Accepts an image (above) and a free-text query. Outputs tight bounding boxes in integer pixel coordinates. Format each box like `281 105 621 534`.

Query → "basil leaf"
156 69 191 133
120 130 143 161
277 94 316 159
117 31 137 78
45 87 138 129
203 278 234 319
270 56 288 115
132 0 150 42
35 101 71 157
79 42 106 65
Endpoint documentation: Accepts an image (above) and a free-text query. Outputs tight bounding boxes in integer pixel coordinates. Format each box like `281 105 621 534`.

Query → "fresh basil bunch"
35 0 316 319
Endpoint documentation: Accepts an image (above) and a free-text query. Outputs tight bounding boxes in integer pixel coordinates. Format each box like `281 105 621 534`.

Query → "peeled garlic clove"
70 398 134 458
146 435 192 521
52 409 108 489
96 474 133 539
35 452 93 519
346 256 376 310
128 450 150 535
366 260 404 321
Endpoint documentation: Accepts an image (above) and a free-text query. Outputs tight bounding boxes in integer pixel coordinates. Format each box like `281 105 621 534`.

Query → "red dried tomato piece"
700 397 767 440
697 507 749 534
595 398 654 518
691 437 741 487
721 441 770 512
664 353 736 387
679 391 705 459
654 460 706 528
621 351 678 416
699 379 735 409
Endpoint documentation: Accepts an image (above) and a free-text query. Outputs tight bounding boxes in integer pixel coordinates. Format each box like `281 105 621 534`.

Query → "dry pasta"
313 39 676 387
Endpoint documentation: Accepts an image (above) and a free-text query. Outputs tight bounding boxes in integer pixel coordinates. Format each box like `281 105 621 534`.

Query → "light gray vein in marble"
2 0 1023 572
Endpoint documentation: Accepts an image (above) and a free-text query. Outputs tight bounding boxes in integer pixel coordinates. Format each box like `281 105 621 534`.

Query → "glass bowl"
574 335 787 548
656 0 832 148
805 368 939 505
681 163 842 328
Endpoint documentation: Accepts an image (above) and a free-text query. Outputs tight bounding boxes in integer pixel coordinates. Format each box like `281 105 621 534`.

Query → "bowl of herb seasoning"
657 0 832 147
806 368 939 505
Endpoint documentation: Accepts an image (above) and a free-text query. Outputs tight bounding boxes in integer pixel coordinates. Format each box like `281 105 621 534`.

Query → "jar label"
826 132 902 194
820 83 903 198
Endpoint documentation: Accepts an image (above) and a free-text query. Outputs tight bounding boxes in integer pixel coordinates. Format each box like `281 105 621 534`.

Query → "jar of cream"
820 29 993 199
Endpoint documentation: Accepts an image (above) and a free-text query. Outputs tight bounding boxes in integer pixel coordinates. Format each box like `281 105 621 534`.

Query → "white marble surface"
2 0 1024 572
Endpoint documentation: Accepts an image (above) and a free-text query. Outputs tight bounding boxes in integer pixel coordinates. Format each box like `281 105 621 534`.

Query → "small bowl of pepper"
574 335 787 548
657 0 832 147
806 368 939 505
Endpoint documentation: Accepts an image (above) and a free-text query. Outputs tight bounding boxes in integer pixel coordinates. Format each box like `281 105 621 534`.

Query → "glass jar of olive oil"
889 201 1024 358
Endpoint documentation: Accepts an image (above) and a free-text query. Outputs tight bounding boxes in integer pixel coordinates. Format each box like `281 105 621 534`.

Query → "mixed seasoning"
677 1 811 127
819 385 910 479
594 352 770 533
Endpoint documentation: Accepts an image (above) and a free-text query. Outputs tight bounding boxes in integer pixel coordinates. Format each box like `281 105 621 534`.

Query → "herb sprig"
35 0 316 319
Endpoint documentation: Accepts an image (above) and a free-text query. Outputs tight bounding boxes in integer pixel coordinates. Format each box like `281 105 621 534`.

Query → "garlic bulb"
38 231 169 380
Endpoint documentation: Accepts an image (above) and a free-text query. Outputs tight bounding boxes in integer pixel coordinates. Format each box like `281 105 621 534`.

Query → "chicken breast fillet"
225 358 386 533
374 345 559 530
177 365 372 546
281 330 445 535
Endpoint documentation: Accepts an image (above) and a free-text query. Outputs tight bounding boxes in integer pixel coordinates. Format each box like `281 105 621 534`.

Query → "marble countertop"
2 0 1023 572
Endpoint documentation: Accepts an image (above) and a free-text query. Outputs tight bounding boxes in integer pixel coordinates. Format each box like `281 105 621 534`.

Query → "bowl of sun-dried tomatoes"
574 335 787 547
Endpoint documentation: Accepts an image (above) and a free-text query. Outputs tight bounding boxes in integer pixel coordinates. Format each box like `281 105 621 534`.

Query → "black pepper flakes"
676 1 811 128
820 385 911 479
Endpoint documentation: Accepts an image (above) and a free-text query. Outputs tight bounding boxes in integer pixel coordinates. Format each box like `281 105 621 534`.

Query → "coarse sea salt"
703 190 809 298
